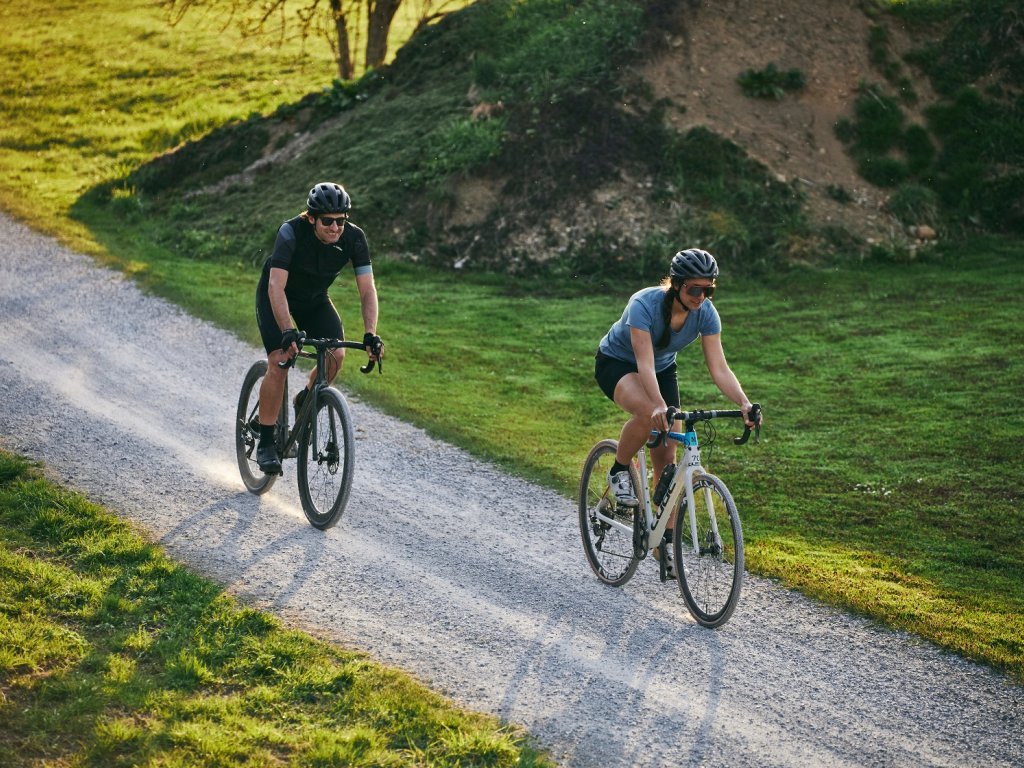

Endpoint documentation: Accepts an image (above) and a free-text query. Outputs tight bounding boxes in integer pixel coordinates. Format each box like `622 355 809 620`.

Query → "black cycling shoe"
256 442 282 474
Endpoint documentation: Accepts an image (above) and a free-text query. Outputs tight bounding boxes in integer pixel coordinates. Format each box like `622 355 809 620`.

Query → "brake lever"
276 332 306 368
360 342 383 374
733 403 762 445
646 406 680 448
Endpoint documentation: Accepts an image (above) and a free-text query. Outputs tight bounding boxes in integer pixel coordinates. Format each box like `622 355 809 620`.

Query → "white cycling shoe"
607 469 639 508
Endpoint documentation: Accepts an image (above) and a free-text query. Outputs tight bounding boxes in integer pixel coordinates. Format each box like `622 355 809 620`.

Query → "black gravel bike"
235 335 380 529
578 404 761 628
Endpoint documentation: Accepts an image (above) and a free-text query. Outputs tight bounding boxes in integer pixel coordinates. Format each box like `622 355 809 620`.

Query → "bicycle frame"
276 337 375 459
591 406 759 558
588 433 697 558
631 428 710 555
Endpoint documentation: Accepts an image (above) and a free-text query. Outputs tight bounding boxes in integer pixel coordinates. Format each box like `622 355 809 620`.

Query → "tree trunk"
365 0 402 69
330 0 355 80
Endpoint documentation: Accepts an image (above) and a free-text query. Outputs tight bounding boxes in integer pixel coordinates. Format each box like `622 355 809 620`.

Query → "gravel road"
1 212 1021 767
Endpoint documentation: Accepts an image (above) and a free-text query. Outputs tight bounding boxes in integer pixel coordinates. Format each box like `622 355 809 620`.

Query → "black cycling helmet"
670 248 719 280
306 182 351 215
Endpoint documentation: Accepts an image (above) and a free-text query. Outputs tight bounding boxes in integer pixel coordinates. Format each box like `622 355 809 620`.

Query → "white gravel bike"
578 404 761 628
235 335 379 530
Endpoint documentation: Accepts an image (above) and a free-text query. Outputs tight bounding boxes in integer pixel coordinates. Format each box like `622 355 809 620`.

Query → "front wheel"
235 360 282 495
673 473 744 628
296 386 355 530
578 439 642 587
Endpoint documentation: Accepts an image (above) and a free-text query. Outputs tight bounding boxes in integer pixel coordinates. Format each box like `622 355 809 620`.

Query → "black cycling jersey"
255 215 372 353
258 215 372 305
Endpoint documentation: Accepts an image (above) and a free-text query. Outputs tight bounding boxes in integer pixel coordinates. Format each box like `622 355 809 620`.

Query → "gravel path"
1 212 1021 767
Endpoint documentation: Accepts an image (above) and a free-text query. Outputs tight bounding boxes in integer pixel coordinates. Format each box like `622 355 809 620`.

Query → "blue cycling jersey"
598 286 721 372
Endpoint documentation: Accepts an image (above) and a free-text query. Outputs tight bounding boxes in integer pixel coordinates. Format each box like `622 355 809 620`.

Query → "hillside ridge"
436 0 938 268
641 0 925 245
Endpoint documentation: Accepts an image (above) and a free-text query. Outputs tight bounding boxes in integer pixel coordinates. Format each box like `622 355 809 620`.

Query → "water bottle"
652 464 676 507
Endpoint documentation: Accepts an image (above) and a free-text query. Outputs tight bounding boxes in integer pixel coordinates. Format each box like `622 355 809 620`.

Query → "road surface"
1 212 1020 767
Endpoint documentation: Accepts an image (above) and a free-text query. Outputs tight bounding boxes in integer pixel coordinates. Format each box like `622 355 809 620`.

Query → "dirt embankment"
641 0 929 245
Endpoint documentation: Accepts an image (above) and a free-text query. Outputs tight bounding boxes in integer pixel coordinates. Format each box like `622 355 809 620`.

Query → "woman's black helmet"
306 182 351 214
670 248 719 279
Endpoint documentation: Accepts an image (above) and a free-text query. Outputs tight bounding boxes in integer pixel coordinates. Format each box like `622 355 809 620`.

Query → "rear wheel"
297 387 354 530
673 473 744 628
235 361 280 495
578 439 642 586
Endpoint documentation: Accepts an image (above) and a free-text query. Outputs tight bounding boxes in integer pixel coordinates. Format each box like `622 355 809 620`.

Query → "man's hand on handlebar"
280 328 302 358
363 332 383 361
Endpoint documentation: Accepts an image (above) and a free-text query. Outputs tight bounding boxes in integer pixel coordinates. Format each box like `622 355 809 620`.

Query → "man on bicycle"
254 182 383 474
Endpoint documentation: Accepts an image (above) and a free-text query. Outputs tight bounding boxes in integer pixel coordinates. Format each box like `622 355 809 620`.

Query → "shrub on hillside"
737 63 807 100
884 182 940 227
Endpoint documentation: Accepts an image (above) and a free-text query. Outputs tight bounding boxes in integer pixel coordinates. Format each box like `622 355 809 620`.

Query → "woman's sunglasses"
683 283 716 299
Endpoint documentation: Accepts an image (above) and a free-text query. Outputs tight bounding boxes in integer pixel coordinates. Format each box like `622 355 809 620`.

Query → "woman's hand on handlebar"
649 401 670 434
741 401 762 429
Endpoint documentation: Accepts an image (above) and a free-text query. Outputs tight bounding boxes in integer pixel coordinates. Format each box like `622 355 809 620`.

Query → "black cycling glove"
363 332 383 358
280 328 301 352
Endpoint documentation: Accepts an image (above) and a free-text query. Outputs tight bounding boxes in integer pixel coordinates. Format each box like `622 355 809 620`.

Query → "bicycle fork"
677 431 724 555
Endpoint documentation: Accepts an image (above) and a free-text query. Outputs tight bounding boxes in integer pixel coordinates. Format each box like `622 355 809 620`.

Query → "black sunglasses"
318 215 348 227
683 283 715 298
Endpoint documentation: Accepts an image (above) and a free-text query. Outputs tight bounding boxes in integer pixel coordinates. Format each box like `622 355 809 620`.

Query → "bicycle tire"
296 386 355 530
235 360 278 495
672 473 744 628
578 439 642 587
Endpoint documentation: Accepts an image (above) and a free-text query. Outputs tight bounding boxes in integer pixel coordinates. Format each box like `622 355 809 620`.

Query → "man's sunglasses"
318 215 348 227
683 283 715 299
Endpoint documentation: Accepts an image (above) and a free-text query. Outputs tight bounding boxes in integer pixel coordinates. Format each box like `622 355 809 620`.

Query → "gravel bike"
578 404 761 628
235 335 380 530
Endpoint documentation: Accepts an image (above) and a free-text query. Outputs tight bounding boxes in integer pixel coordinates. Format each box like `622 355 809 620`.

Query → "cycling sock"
259 424 276 445
611 461 629 475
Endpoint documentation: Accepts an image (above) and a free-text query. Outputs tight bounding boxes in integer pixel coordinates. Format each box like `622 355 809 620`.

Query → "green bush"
856 153 908 188
737 63 807 100
902 124 935 173
851 85 905 154
903 0 1024 95
426 116 506 180
924 86 1024 231
826 184 854 204
884 182 940 226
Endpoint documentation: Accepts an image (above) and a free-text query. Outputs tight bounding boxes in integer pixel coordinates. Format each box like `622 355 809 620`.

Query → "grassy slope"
0 0 1022 686
0 452 551 767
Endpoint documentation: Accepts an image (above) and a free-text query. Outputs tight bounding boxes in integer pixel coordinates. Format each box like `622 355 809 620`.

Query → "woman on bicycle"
254 182 383 474
595 248 756 506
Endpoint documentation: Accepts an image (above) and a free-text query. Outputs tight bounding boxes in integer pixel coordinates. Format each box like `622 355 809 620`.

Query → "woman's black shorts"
594 352 680 407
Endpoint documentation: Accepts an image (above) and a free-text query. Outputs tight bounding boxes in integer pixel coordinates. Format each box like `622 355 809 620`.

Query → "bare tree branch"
164 0 459 82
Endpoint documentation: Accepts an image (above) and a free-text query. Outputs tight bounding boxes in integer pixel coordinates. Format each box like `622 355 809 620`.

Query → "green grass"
0 0 1022 705
0 451 553 766
62 196 1024 679
0 0 467 243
